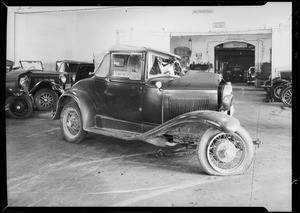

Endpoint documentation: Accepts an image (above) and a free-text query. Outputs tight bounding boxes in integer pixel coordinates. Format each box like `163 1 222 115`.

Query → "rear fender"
52 89 96 129
133 110 240 147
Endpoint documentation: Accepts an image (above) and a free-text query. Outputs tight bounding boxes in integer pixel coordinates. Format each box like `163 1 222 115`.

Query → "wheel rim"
282 88 292 107
63 107 81 138
207 132 246 173
37 92 54 109
274 86 282 99
10 98 29 116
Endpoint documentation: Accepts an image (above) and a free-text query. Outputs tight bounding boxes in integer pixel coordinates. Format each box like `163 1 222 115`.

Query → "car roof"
56 60 93 65
108 44 181 59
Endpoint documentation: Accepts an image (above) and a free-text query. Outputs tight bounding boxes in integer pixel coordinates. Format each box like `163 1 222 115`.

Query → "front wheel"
60 102 87 143
34 88 58 111
197 127 254 176
5 95 33 119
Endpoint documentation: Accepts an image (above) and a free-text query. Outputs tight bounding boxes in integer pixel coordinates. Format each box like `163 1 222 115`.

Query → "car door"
106 52 144 125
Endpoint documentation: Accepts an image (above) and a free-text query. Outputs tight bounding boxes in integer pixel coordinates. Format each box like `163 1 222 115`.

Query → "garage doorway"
215 42 255 83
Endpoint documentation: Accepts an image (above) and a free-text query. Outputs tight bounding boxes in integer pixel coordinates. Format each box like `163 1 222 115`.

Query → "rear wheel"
60 102 87 143
281 86 292 107
34 88 58 111
5 95 33 119
197 127 254 176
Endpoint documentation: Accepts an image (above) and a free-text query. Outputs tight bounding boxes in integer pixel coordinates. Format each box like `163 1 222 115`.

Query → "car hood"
151 72 221 90
6 69 31 82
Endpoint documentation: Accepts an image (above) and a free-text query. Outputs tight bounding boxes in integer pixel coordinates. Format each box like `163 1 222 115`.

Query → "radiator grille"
168 96 211 119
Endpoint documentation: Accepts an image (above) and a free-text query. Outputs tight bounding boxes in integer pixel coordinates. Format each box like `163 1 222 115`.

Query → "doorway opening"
215 42 255 83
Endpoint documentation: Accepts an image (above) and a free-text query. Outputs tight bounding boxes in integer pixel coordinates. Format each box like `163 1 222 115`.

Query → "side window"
95 54 110 78
111 53 143 81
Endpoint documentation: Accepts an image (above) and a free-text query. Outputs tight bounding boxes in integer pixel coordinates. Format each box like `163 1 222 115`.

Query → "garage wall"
10 3 291 72
15 12 78 70
170 32 272 72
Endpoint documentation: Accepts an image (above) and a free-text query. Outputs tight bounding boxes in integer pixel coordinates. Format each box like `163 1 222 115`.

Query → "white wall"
271 25 292 77
7 3 292 71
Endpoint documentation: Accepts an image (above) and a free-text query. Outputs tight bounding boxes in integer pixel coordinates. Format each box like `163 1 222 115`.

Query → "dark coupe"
53 45 255 176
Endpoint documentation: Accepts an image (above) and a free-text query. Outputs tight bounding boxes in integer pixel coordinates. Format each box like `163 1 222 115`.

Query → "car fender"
52 89 97 129
133 110 240 146
30 81 63 96
272 78 290 86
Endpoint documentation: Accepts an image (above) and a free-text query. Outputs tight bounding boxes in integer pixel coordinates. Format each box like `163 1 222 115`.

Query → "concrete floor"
5 84 292 210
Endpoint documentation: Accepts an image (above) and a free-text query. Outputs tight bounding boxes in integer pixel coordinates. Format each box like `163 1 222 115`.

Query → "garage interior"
215 42 255 83
4 4 293 211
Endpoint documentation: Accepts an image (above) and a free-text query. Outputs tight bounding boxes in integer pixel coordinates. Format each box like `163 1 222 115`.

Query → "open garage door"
215 42 255 83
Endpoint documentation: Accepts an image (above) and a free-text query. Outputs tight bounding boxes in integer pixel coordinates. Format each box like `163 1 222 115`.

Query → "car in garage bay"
53 45 255 176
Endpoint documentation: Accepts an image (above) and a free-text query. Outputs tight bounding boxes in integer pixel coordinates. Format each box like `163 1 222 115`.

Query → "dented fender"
133 110 240 144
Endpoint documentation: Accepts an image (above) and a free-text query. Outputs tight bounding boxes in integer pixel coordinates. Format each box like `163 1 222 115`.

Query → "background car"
5 70 34 118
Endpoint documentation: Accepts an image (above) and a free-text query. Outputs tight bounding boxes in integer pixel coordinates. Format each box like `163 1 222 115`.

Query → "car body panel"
54 45 235 146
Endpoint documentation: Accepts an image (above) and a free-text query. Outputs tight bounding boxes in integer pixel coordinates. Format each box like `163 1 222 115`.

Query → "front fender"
134 110 240 142
52 89 97 130
30 81 63 96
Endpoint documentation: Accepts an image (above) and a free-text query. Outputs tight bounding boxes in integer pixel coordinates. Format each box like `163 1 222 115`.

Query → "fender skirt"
131 110 240 146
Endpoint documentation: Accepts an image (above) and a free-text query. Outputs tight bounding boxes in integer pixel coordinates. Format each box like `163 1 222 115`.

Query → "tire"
60 102 87 143
271 83 283 101
5 95 33 119
34 88 58 111
281 86 292 108
197 126 254 176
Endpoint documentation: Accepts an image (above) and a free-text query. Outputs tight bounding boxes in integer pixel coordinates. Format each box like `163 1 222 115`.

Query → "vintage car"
247 66 256 85
5 60 94 114
261 70 292 102
56 60 94 89
5 70 34 118
53 45 255 176
223 65 247 83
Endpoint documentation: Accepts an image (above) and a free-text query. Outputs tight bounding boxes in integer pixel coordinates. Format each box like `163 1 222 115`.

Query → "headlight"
221 83 233 109
19 76 29 89
60 75 67 83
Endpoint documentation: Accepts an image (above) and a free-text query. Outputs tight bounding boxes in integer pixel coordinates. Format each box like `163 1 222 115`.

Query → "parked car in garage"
5 60 95 114
53 45 255 176
223 65 247 83
5 70 34 118
247 66 256 85
56 60 94 89
261 70 292 102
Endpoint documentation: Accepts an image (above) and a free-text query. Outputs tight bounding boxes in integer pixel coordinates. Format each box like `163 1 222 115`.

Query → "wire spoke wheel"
34 89 58 111
197 127 254 176
281 86 292 107
207 133 245 173
60 102 87 143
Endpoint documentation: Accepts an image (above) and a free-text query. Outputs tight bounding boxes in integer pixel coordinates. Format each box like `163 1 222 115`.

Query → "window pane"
112 53 142 80
95 54 110 78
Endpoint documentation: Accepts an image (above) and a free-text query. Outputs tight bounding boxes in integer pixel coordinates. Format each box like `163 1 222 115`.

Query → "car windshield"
147 52 183 79
57 62 80 73
20 61 43 71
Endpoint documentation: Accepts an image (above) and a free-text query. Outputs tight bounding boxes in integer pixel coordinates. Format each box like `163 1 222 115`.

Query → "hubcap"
38 93 54 109
207 132 245 173
10 98 28 116
274 86 282 99
64 108 80 137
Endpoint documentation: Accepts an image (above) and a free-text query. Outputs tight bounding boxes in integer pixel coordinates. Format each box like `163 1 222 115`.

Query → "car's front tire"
5 95 33 119
197 126 254 176
34 88 58 111
60 102 87 143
